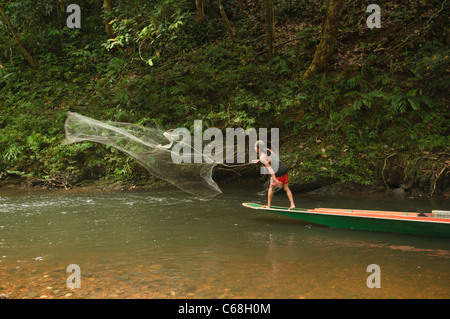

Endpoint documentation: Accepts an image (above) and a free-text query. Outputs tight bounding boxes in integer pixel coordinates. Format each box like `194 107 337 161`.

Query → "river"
0 184 449 299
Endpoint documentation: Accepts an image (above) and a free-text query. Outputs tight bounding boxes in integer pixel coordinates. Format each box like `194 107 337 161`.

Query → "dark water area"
0 184 449 299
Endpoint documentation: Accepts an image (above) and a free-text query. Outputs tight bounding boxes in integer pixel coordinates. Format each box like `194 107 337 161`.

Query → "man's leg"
267 184 275 208
283 184 295 209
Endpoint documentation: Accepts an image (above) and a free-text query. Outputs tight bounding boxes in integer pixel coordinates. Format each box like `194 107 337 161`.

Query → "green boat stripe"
294 211 450 225
243 203 450 224
242 202 450 237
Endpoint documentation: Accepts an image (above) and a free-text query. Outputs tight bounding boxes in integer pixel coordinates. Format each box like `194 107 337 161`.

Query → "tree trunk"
56 0 67 30
103 0 115 38
302 0 342 79
195 0 205 22
219 0 235 44
0 4 36 68
238 0 244 13
264 0 275 58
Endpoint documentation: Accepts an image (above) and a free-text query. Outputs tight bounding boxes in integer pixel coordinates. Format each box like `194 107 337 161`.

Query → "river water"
0 184 449 299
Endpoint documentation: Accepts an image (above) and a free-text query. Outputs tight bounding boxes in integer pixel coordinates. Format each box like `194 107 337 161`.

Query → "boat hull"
242 203 450 237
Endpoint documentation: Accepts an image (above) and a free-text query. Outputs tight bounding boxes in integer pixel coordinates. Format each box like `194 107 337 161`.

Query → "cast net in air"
63 112 222 198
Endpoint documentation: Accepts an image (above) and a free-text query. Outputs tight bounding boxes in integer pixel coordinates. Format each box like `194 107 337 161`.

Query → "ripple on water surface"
0 186 449 298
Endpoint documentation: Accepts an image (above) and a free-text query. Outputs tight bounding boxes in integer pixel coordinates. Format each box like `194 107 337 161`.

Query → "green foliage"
0 0 448 190
103 0 192 66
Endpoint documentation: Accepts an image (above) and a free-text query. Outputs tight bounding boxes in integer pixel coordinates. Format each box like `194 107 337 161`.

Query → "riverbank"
3 138 449 198
1 136 449 199
1 161 448 199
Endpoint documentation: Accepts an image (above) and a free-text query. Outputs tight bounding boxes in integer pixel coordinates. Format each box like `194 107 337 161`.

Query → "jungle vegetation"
0 0 448 196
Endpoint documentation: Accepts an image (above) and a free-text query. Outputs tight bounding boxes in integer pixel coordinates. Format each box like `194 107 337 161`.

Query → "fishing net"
63 112 222 197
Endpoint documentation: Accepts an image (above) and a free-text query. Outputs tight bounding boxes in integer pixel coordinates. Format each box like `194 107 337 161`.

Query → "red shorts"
271 174 289 185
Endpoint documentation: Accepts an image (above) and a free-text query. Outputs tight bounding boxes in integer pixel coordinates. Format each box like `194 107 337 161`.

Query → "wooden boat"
242 203 450 237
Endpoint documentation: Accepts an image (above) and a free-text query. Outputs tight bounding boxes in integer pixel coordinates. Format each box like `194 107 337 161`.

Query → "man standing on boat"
253 140 295 210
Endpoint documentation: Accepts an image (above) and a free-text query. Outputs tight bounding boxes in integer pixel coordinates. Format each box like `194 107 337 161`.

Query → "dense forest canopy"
0 0 448 196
